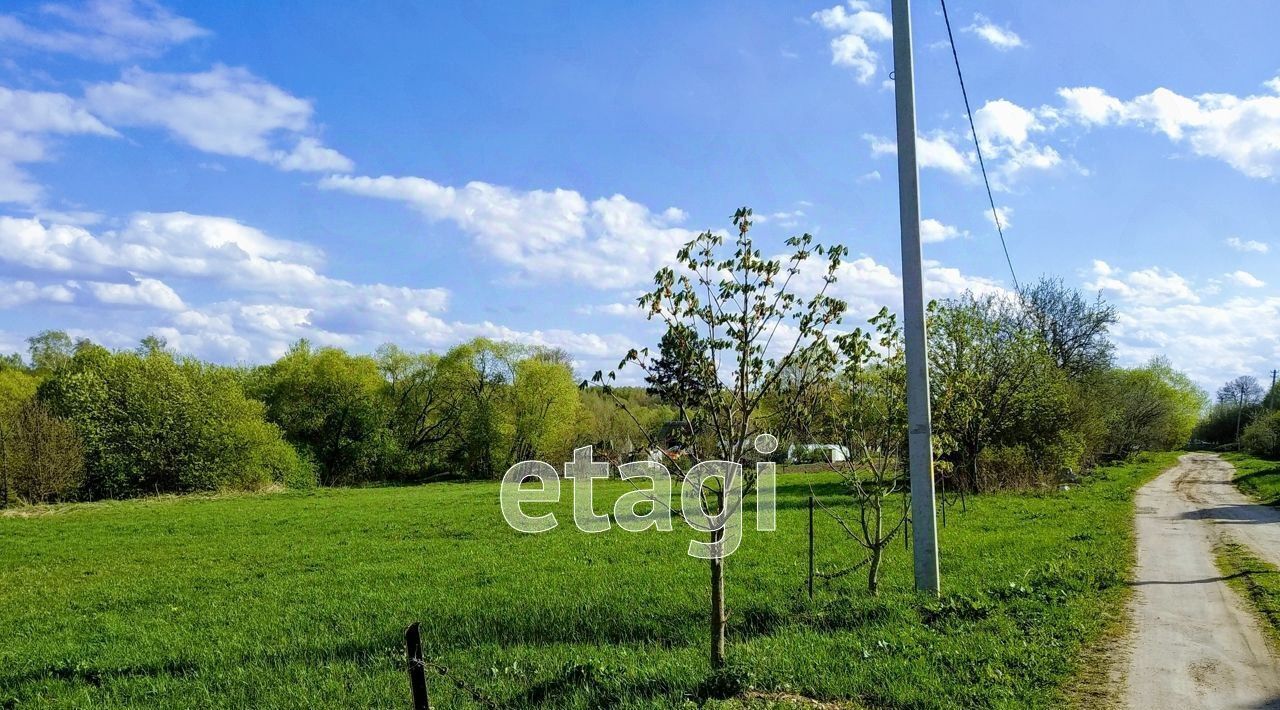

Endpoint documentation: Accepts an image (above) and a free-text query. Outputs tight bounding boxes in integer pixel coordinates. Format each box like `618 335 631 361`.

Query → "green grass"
1221 452 1280 506
1214 540 1280 646
0 453 1179 709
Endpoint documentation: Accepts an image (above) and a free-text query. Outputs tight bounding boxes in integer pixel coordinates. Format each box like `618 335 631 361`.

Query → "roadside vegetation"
0 453 1178 708
1214 540 1280 646
1221 452 1280 506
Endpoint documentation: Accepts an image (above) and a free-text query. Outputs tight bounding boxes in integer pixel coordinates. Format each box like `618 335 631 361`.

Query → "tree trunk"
868 503 883 595
710 527 726 669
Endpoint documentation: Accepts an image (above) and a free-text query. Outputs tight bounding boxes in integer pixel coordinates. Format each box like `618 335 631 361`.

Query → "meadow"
1 453 1178 709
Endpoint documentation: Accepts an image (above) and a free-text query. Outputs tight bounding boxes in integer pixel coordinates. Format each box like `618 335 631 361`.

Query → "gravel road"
1125 453 1280 709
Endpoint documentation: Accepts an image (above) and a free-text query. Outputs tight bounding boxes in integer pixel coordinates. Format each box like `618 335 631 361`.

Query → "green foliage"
1 400 85 505
510 356 579 463
1241 411 1280 459
246 341 390 486
928 293 1078 490
26 329 76 373
1224 451 1280 506
38 343 308 498
0 367 38 419
1099 358 1206 455
575 387 672 461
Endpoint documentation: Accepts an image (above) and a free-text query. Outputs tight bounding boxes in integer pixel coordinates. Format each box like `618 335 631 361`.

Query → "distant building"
786 443 850 464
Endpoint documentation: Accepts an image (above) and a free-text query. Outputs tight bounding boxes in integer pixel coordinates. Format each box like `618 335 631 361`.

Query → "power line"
939 0 1020 292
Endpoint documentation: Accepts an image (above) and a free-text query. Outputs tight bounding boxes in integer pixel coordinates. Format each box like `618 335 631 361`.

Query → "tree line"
1194 373 1280 458
0 332 662 505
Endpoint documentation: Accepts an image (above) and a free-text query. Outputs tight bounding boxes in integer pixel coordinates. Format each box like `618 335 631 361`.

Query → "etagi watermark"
500 434 780 560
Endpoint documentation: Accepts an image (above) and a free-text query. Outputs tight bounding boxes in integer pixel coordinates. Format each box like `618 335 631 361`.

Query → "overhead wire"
938 0 1020 292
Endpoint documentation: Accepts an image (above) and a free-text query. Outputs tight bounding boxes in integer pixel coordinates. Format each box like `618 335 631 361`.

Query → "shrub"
1 400 85 505
1241 411 1280 459
38 344 310 498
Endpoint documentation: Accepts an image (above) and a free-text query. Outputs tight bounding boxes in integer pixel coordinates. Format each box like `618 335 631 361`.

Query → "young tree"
509 355 580 464
598 207 848 668
802 308 910 595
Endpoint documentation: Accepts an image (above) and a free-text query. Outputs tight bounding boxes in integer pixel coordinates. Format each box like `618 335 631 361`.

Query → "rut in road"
1125 453 1280 710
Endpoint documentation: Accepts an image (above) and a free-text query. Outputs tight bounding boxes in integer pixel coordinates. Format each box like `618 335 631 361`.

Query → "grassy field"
1222 452 1280 505
1 453 1178 709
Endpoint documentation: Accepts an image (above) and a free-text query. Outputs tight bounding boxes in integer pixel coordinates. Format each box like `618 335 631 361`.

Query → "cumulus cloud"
920 218 966 243
89 276 185 310
320 174 697 287
1085 260 1198 307
1056 77 1280 178
811 1 892 83
85 65 353 172
964 14 1024 51
0 0 207 62
1083 260 1280 387
0 279 76 308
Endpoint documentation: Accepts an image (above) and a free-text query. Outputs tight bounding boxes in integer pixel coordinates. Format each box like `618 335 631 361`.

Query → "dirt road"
1125 453 1280 709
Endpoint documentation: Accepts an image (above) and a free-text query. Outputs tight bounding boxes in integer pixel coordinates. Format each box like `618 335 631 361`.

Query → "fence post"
405 622 430 710
808 495 815 600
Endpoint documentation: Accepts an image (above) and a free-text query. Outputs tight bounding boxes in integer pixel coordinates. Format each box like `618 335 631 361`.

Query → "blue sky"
0 0 1278 390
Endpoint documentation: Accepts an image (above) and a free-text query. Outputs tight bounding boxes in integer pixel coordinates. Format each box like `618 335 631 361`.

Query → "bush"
1 400 85 505
38 344 310 498
1242 411 1280 459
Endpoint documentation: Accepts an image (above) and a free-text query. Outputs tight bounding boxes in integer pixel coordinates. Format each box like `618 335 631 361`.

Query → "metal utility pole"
891 0 940 596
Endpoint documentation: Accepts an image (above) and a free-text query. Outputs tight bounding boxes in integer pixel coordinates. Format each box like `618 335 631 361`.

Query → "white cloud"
920 218 966 243
659 207 687 224
1076 260 1280 387
0 211 638 369
320 174 697 287
865 132 973 177
0 213 452 334
970 99 1072 186
812 2 892 84
0 279 76 308
1085 260 1198 307
0 87 117 204
856 170 881 183
1226 270 1266 288
1225 237 1269 254
1056 77 1280 178
85 65 353 172
1056 86 1126 125
964 14 1024 51
985 206 1013 230
89 276 184 310
0 0 207 62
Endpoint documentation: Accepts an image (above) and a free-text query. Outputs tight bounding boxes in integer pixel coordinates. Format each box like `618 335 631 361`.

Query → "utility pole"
891 0 940 596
